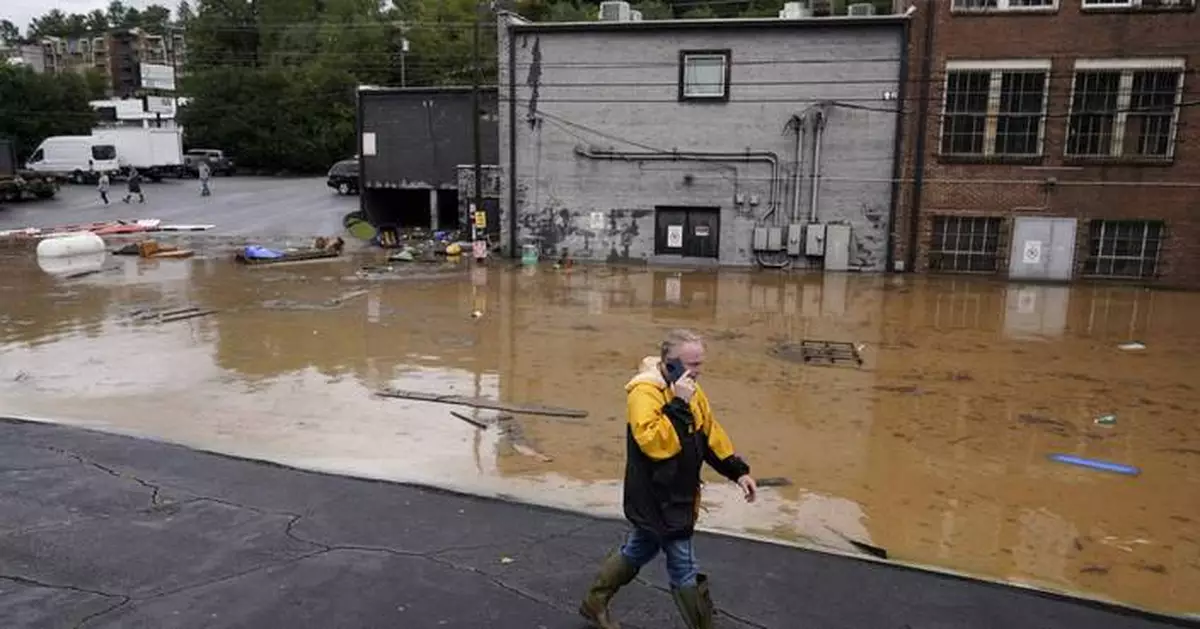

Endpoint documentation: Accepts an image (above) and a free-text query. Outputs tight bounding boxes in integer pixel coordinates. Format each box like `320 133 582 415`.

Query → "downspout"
808 106 826 223
908 0 937 273
355 87 366 223
573 147 780 212
506 25 519 258
886 19 911 272
790 114 806 223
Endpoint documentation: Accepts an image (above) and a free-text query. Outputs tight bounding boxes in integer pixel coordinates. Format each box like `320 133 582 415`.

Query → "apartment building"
19 28 185 97
895 0 1200 288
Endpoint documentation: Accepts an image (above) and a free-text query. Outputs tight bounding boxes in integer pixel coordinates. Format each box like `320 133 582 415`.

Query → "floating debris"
1118 341 1146 351
129 305 217 324
1048 454 1140 476
376 388 588 418
771 340 863 368
1094 414 1117 426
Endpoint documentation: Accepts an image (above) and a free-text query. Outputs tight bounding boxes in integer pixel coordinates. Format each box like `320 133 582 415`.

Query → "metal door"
655 209 688 255
683 210 720 258
1008 217 1078 281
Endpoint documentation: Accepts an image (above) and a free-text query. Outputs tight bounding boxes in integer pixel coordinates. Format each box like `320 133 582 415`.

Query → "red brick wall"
894 0 1200 287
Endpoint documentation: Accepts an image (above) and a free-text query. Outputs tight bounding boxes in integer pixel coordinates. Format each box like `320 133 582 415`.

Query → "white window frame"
951 0 1059 13
680 52 730 100
939 59 1052 158
1081 0 1195 10
1064 58 1186 160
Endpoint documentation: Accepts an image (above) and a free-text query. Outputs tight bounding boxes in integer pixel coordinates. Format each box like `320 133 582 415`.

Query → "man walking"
580 329 757 629
122 170 144 204
97 172 110 205
198 161 211 197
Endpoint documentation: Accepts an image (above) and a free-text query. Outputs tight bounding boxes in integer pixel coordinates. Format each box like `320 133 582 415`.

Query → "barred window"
929 216 1004 273
1083 220 1164 279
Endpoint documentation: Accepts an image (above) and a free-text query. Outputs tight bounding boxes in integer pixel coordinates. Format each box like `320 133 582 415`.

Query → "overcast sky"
5 0 166 36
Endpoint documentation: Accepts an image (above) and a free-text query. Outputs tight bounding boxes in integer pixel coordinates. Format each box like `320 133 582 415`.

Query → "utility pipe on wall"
789 113 806 224
808 105 827 224
573 146 781 213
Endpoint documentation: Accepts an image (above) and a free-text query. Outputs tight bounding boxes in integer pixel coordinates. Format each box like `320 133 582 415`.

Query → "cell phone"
664 358 686 384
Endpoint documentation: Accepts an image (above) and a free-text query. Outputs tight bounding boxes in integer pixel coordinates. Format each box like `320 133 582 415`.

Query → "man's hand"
672 372 697 403
737 475 757 503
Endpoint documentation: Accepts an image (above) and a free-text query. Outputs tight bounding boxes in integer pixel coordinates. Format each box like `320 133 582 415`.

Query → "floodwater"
1 242 1197 616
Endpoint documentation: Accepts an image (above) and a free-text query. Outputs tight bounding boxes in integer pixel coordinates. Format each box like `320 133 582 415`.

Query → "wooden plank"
376 388 588 419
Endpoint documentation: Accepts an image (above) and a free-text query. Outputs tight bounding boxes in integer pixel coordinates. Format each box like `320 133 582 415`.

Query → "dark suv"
326 158 359 195
184 149 236 177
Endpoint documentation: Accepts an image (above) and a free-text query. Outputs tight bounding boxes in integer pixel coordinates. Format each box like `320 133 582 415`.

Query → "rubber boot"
579 550 639 629
671 573 715 629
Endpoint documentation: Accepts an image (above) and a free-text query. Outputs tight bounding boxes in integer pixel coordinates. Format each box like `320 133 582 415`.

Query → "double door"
654 207 720 259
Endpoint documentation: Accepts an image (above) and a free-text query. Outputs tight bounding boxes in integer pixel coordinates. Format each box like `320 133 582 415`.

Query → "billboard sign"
140 63 176 91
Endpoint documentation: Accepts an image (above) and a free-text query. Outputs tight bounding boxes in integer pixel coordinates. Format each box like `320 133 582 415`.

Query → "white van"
24 136 121 184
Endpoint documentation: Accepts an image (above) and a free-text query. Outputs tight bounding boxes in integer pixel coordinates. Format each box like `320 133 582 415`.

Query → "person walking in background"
198 161 211 197
580 329 757 629
122 170 144 204
97 172 110 205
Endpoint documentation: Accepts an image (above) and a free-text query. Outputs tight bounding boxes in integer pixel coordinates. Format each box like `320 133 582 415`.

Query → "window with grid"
1083 220 1164 279
1066 63 1183 159
952 0 1057 10
679 50 730 101
928 216 1004 273
941 66 1048 158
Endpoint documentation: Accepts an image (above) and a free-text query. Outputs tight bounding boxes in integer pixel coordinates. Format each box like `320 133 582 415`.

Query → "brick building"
893 0 1200 287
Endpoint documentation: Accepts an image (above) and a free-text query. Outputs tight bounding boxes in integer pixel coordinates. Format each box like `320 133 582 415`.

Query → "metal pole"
471 0 484 258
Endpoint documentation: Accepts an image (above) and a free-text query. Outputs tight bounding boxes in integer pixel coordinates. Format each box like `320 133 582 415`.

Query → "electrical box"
766 227 784 251
752 227 769 251
786 224 804 256
824 224 852 271
805 223 826 256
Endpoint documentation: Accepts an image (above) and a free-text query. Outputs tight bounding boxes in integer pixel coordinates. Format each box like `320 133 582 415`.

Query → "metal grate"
771 340 863 368
928 216 1003 273
1083 220 1164 279
1067 68 1182 158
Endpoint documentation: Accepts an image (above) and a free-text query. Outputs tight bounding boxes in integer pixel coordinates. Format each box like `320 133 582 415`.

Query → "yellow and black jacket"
622 356 751 540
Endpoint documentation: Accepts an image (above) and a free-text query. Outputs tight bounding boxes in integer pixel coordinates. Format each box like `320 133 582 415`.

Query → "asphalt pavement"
1 418 1194 629
0 177 357 237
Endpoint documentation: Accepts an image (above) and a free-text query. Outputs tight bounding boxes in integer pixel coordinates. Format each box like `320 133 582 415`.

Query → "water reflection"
0 247 1197 615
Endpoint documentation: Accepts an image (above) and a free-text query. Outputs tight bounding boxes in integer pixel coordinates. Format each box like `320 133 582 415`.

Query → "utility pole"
471 0 485 261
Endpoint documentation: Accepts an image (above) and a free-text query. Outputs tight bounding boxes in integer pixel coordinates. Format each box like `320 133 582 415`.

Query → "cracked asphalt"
1 418 1194 629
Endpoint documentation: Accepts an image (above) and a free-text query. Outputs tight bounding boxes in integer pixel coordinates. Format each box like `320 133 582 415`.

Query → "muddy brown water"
1 245 1197 616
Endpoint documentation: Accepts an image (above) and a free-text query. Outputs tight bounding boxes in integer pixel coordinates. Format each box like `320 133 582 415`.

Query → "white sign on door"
1022 240 1043 264
590 211 605 230
362 132 377 156
665 276 681 303
666 225 683 248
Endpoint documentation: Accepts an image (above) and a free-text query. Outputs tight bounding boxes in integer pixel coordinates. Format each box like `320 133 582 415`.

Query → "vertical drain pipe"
790 114 806 224
808 106 826 223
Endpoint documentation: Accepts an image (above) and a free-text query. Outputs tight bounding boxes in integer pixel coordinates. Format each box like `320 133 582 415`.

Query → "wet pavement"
0 242 1198 618
0 177 356 237
6 418 1193 629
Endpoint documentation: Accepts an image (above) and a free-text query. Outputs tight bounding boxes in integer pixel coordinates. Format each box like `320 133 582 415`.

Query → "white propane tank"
36 231 106 258
36 250 107 277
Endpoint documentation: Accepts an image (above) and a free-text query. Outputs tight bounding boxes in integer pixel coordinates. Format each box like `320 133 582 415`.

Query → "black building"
357 86 500 231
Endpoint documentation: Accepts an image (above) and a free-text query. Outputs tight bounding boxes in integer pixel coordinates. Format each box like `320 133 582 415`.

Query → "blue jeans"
619 527 699 588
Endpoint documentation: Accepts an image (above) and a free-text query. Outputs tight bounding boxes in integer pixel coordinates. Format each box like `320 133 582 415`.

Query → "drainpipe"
790 114 806 224
808 106 827 223
573 147 781 213
885 17 911 272
907 0 937 273
506 23 519 258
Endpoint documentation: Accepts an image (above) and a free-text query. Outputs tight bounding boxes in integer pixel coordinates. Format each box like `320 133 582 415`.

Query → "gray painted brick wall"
498 16 904 269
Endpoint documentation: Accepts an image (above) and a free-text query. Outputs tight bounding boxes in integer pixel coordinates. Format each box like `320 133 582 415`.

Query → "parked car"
183 149 236 177
327 158 359 195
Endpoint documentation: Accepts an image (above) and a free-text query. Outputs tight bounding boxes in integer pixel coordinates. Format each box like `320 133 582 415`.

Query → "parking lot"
0 176 358 237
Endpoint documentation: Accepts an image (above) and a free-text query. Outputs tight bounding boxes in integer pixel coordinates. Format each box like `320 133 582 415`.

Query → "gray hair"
660 329 703 359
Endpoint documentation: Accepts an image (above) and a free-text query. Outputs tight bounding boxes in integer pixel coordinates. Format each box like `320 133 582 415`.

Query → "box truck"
92 127 185 181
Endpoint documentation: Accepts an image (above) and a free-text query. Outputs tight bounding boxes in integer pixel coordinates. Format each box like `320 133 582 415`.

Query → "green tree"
140 5 174 32
0 19 20 44
0 65 96 160
29 10 69 38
